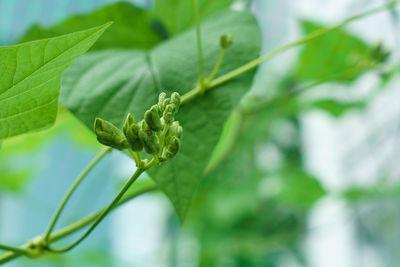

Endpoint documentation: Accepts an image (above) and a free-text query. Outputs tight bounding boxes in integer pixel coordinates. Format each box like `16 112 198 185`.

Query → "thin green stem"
181 84 202 104
50 185 157 242
194 0 205 88
159 124 169 148
136 151 142 164
47 167 144 253
209 1 397 89
128 148 140 166
43 147 111 243
144 157 159 170
206 48 226 84
0 185 157 265
181 0 399 104
0 244 27 254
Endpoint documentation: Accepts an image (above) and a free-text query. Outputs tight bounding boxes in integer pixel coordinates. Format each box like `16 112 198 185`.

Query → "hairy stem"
182 0 399 104
0 185 157 264
44 147 112 243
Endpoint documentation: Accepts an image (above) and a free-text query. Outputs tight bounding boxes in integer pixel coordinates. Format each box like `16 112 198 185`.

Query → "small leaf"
0 23 111 139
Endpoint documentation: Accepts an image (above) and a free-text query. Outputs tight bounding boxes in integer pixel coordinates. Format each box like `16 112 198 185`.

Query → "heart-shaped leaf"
61 11 261 220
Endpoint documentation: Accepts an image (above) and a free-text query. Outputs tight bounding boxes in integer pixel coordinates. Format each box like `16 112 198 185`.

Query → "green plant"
0 0 398 264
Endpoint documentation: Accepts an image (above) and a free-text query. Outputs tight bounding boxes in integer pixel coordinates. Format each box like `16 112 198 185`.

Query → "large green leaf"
17 0 235 50
0 23 110 139
295 20 389 83
18 2 161 50
61 11 261 220
151 0 235 36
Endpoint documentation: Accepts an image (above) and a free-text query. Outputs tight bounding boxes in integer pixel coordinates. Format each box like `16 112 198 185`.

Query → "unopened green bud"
123 114 143 152
157 93 167 115
139 120 151 133
165 136 180 159
171 92 181 110
161 98 170 111
165 121 183 143
145 105 162 131
163 112 174 124
220 34 233 49
163 104 177 124
94 118 128 150
165 104 176 114
158 92 167 105
123 113 136 133
138 127 160 155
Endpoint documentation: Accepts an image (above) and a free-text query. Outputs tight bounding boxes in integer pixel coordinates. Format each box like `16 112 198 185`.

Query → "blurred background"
1 0 400 266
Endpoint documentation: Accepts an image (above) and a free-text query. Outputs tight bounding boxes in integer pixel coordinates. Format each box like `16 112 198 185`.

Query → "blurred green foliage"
182 12 393 265
17 249 114 267
0 107 100 193
295 20 390 83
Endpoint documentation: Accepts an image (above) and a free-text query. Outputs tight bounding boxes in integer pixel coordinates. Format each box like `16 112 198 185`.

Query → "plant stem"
158 124 169 148
0 244 27 254
43 147 112 243
128 148 140 166
206 48 226 84
209 1 398 88
136 151 142 164
194 0 205 88
181 0 399 104
181 84 202 104
144 157 159 170
51 185 157 242
0 185 157 265
47 167 144 253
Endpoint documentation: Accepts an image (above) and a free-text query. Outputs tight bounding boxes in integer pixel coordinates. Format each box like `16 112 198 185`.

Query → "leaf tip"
104 21 114 28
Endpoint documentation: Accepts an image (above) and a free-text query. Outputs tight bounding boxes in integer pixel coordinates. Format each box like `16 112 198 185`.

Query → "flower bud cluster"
94 92 183 162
